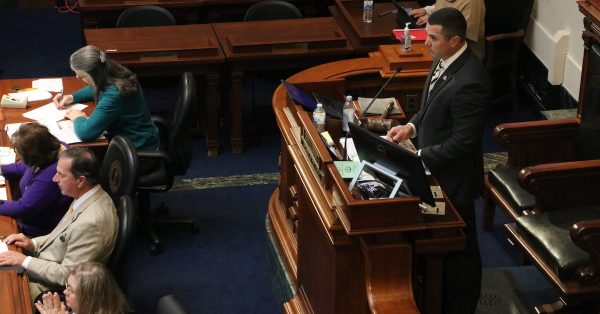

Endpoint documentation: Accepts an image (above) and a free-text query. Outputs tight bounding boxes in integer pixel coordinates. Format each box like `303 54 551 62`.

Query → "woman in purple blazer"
0 123 73 237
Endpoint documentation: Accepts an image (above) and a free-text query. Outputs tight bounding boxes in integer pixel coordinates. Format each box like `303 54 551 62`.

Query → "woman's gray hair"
70 45 138 100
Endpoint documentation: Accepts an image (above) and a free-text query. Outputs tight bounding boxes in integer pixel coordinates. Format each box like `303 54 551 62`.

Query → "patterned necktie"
429 60 445 92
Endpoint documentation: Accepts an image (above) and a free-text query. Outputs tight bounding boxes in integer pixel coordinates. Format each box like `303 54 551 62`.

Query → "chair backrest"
243 0 302 21
100 136 138 204
484 0 533 36
116 5 176 28
156 294 189 314
165 72 196 175
107 195 136 288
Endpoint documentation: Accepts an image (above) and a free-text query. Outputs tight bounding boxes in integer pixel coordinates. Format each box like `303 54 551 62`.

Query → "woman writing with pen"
52 45 159 151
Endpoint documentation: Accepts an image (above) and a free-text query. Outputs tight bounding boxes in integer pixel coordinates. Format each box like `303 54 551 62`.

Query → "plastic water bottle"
313 103 326 132
342 95 354 133
363 0 373 23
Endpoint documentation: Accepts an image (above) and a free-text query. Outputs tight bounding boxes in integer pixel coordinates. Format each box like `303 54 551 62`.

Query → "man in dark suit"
386 7 491 314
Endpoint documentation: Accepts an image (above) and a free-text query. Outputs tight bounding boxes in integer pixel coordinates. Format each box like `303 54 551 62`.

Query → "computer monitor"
391 0 425 29
348 123 435 205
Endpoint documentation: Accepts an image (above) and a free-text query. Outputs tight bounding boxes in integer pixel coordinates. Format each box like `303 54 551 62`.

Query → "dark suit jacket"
410 47 491 207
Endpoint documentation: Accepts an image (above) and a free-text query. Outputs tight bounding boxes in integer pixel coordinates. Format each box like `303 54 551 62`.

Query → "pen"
58 89 64 108
379 9 395 16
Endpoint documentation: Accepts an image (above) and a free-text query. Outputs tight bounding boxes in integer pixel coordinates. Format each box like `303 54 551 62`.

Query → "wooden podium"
268 46 467 314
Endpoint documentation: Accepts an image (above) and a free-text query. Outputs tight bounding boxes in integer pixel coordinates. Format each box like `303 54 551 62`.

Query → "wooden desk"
78 0 203 28
84 24 225 156
0 216 32 314
212 17 353 153
0 77 106 151
268 55 460 314
331 0 420 53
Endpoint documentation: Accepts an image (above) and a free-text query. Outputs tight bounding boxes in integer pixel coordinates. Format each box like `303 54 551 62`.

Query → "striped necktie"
429 60 445 92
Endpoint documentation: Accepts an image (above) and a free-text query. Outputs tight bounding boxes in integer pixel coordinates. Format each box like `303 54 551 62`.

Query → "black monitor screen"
281 80 317 111
349 123 435 205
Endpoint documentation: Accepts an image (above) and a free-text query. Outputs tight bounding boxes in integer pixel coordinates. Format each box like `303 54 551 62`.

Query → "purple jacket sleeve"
0 162 27 180
0 165 62 218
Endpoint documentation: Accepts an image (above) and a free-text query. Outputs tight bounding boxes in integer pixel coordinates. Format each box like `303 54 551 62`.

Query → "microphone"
343 66 402 160
358 66 403 124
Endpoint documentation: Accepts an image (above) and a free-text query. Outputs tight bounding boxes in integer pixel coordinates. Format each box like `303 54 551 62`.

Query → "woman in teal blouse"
53 45 159 151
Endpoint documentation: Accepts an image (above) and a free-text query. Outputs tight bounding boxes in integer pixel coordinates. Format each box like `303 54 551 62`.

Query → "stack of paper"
8 89 52 102
32 78 63 93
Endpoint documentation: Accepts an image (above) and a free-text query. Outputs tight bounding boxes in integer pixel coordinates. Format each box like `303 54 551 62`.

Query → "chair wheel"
150 244 162 255
191 223 199 233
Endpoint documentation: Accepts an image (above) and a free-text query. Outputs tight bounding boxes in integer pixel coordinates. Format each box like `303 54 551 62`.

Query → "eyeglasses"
75 73 86 80
65 281 76 294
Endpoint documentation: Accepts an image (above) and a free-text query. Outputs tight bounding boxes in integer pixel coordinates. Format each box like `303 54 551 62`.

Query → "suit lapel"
421 49 472 116
38 188 102 252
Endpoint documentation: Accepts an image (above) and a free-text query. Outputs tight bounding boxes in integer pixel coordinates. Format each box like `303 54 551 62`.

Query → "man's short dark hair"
428 7 467 41
59 147 100 186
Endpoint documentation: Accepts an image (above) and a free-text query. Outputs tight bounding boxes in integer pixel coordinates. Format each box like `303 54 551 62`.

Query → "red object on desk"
392 28 427 42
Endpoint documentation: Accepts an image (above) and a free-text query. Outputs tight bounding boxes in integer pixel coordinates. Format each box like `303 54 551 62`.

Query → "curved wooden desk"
268 51 467 314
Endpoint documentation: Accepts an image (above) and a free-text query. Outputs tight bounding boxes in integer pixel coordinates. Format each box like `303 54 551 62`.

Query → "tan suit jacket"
27 186 118 300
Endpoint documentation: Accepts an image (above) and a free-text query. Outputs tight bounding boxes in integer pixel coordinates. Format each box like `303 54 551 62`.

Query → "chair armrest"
137 150 174 192
571 219 600 286
518 159 600 211
485 29 525 43
152 115 169 144
493 118 580 167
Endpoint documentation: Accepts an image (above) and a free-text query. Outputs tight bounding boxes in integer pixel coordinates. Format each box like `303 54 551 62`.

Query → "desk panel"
79 0 203 28
0 217 32 314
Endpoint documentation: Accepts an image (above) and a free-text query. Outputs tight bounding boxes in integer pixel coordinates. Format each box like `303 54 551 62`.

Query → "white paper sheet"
0 241 7 253
32 78 64 93
22 102 87 122
8 89 52 102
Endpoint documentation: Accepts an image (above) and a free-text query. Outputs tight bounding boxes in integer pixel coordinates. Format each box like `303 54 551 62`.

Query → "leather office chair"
243 0 302 21
100 135 138 204
156 294 190 314
137 72 198 255
504 168 600 313
99 136 138 289
483 0 534 108
107 195 136 291
116 5 176 28
481 116 600 232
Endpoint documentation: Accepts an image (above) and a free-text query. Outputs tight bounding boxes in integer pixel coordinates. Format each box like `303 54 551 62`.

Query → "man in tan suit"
0 147 118 302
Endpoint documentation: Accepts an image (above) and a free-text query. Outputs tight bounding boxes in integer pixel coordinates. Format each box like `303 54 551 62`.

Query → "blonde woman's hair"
70 262 128 314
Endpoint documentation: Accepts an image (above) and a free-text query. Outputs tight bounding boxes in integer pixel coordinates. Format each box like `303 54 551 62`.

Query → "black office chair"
483 0 534 108
116 5 176 28
107 195 136 291
100 135 138 204
137 72 198 255
243 0 302 21
99 136 138 289
156 294 190 314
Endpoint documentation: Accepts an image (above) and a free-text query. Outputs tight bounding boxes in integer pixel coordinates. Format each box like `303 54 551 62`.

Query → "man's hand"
35 292 69 314
407 8 426 18
0 251 27 266
3 233 34 251
386 124 414 143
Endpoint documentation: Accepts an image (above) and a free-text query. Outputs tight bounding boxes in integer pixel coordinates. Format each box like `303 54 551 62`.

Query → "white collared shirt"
407 42 468 139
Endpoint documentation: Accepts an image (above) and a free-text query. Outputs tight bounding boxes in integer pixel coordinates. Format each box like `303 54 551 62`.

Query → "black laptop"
391 0 425 29
281 80 344 120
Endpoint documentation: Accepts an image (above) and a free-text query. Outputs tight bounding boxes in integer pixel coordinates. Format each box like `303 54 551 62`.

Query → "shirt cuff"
22 256 32 269
424 5 435 16
407 123 417 139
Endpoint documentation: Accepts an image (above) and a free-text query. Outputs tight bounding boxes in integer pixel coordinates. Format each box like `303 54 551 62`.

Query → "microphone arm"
358 66 402 124
344 66 402 160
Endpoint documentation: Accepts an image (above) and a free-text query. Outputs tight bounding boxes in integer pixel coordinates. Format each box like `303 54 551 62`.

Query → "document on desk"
32 78 63 93
8 88 52 102
23 102 87 122
0 147 16 165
